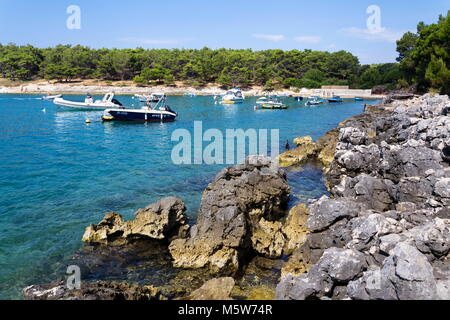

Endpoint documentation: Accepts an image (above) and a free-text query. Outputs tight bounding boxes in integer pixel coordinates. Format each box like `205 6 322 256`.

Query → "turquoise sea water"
0 94 378 299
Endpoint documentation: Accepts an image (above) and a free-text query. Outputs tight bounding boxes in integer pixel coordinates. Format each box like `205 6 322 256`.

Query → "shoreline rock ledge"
277 94 450 300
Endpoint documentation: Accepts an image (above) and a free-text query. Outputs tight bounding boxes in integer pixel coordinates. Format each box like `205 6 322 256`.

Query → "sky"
0 0 448 64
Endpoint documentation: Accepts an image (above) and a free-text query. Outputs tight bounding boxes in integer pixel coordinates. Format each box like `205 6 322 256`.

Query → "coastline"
0 80 385 99
22 93 450 300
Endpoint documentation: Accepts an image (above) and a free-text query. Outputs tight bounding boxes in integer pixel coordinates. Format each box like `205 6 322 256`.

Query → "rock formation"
277 94 450 300
169 155 291 273
82 197 189 245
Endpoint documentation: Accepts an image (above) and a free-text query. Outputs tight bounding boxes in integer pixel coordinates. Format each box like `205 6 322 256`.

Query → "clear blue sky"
0 0 448 64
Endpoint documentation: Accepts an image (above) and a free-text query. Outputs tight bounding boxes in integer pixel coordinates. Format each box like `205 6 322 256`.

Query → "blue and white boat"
102 96 177 122
305 96 324 106
328 95 344 103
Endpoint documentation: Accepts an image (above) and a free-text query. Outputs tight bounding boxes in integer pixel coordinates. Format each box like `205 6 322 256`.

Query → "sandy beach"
0 79 385 99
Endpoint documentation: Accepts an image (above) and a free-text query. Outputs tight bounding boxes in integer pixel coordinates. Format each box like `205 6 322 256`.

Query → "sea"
0 94 379 299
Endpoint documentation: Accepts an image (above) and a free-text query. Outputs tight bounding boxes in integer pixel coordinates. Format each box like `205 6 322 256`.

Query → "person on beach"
285 140 290 151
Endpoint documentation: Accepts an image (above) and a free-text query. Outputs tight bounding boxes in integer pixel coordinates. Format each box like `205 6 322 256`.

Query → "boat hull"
104 109 177 122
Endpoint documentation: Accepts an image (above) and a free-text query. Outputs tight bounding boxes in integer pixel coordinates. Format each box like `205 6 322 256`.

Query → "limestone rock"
82 197 189 244
169 155 290 273
277 136 318 167
281 204 310 254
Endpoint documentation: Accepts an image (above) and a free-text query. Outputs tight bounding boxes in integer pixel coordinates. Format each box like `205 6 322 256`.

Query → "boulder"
276 248 366 300
347 243 438 300
169 156 290 273
307 197 363 232
82 197 189 245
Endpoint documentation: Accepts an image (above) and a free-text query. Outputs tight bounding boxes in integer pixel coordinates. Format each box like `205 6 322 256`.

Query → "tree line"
396 11 450 94
0 11 447 93
0 45 369 88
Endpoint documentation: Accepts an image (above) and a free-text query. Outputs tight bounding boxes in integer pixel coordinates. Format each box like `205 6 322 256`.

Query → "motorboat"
102 95 177 122
328 95 344 103
42 94 62 100
134 93 165 103
305 96 324 106
255 97 288 109
54 92 123 110
220 88 245 104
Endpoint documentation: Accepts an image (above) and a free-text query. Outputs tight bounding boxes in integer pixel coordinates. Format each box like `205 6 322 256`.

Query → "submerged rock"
82 197 189 245
186 277 235 300
169 155 290 273
23 281 165 300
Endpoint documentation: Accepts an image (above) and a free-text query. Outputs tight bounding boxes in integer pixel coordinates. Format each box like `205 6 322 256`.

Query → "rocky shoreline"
23 94 449 300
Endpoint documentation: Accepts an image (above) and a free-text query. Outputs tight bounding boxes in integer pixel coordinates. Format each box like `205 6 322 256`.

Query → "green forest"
0 12 448 93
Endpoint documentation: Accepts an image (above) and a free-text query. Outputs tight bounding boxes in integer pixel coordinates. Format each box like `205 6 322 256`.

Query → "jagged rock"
281 204 310 255
339 127 367 145
23 281 164 300
277 94 450 300
307 197 363 232
82 197 189 244
251 218 285 258
346 213 403 253
277 136 318 167
186 277 235 300
347 243 438 300
403 218 450 258
169 155 290 273
276 248 366 300
333 174 396 211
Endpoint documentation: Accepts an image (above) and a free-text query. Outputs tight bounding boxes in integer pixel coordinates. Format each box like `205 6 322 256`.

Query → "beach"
0 79 384 99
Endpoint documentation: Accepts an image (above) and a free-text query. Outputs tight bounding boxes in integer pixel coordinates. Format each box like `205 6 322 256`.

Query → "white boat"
134 93 165 103
255 97 287 109
42 94 62 100
53 93 123 110
220 88 245 104
305 96 324 106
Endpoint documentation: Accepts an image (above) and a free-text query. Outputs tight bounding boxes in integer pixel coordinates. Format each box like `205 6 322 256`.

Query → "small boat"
255 97 288 109
42 94 62 100
355 97 364 101
295 96 304 101
102 96 177 122
328 95 344 103
54 93 123 110
305 96 324 106
134 93 165 103
220 88 245 104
